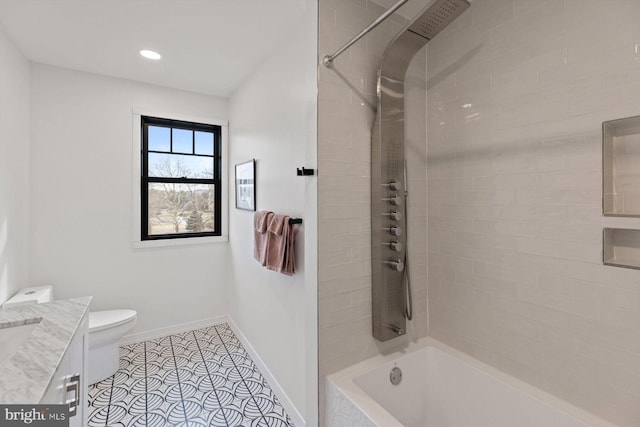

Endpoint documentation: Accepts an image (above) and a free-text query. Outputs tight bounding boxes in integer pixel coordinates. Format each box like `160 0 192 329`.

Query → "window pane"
148 126 170 152
195 131 214 155
148 153 214 179
172 128 193 154
147 183 215 235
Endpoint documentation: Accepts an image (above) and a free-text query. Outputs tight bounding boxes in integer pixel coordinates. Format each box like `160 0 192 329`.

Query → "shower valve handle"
386 259 405 272
383 196 401 205
382 211 402 220
383 182 401 191
389 241 402 252
384 226 402 236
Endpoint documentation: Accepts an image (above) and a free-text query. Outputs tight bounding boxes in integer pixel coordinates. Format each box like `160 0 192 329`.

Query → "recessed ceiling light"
140 49 162 60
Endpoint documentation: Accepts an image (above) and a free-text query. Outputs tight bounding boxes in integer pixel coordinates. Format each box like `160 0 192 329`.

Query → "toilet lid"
89 310 137 332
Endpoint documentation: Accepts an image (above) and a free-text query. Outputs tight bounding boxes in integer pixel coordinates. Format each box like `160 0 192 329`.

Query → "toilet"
87 309 137 384
2 286 137 385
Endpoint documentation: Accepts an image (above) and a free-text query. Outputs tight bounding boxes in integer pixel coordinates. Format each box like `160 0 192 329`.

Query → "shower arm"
322 0 408 68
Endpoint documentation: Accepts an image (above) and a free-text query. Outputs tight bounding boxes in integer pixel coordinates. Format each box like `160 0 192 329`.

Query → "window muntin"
141 116 221 240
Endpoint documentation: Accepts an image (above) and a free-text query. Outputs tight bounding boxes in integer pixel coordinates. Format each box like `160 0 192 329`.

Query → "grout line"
212 324 271 426
104 374 115 426
192 329 230 427
169 335 189 424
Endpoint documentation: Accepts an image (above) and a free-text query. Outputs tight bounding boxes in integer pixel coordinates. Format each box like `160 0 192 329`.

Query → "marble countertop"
0 297 91 404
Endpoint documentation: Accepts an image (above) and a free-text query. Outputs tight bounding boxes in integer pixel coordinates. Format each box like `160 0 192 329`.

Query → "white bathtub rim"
326 340 427 427
327 336 619 427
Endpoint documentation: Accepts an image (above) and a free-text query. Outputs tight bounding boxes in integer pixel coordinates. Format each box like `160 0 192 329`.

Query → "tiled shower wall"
317 0 427 420
426 0 640 425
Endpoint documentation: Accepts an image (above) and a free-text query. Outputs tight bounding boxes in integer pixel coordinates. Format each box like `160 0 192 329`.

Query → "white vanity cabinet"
40 313 89 427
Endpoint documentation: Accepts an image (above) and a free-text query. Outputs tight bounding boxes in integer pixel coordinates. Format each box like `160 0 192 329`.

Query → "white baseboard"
119 315 228 346
228 317 305 427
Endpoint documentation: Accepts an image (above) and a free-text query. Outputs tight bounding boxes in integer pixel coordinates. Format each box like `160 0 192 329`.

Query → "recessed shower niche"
603 228 640 270
603 115 640 216
602 115 640 269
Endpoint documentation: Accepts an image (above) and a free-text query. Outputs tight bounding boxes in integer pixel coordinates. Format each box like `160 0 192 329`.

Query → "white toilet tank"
2 286 53 307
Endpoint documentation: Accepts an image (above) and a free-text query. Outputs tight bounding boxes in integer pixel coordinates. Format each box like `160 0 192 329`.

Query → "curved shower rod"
322 0 408 68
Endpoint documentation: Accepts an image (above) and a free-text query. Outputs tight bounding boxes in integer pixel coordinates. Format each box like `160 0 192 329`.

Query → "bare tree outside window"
148 158 214 235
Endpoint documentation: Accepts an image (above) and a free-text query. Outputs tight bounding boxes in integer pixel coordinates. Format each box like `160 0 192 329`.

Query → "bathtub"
327 337 618 427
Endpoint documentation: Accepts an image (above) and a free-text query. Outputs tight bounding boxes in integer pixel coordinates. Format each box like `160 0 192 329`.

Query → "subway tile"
456 189 515 205
600 305 640 332
472 260 537 287
319 275 371 297
440 238 494 263
319 249 354 267
566 260 640 291
516 279 599 320
319 291 365 318
538 222 601 245
598 285 640 312
319 259 371 282
429 215 474 232
318 231 369 251
595 320 640 355
473 219 538 237
319 318 372 349
456 230 517 250
472 173 537 191
491 249 568 275
318 189 369 204
516 237 601 263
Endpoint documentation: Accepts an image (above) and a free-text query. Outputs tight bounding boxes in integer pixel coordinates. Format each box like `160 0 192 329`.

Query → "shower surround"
319 0 640 426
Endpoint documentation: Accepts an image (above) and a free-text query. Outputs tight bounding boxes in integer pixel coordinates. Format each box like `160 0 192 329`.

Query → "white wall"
227 2 317 423
29 64 229 334
0 30 30 305
426 1 640 425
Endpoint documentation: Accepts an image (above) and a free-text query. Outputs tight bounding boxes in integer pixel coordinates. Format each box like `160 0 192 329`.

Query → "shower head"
408 0 470 41
374 0 470 88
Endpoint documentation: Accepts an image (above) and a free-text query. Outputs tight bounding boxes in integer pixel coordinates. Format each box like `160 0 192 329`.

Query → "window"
141 116 222 240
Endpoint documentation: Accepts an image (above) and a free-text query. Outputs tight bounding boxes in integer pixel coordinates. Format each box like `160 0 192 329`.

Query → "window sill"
133 235 228 249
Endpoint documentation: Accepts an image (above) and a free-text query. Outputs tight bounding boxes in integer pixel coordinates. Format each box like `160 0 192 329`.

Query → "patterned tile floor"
88 323 294 427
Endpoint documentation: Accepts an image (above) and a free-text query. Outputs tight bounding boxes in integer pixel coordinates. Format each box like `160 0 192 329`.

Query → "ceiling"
0 0 306 97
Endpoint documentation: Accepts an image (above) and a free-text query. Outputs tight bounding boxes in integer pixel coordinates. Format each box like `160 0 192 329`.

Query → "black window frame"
141 116 222 240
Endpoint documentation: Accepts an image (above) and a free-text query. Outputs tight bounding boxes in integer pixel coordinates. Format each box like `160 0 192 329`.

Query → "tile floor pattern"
88 323 295 427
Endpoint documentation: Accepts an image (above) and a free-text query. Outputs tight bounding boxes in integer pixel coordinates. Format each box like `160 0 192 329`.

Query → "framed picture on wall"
235 159 256 211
